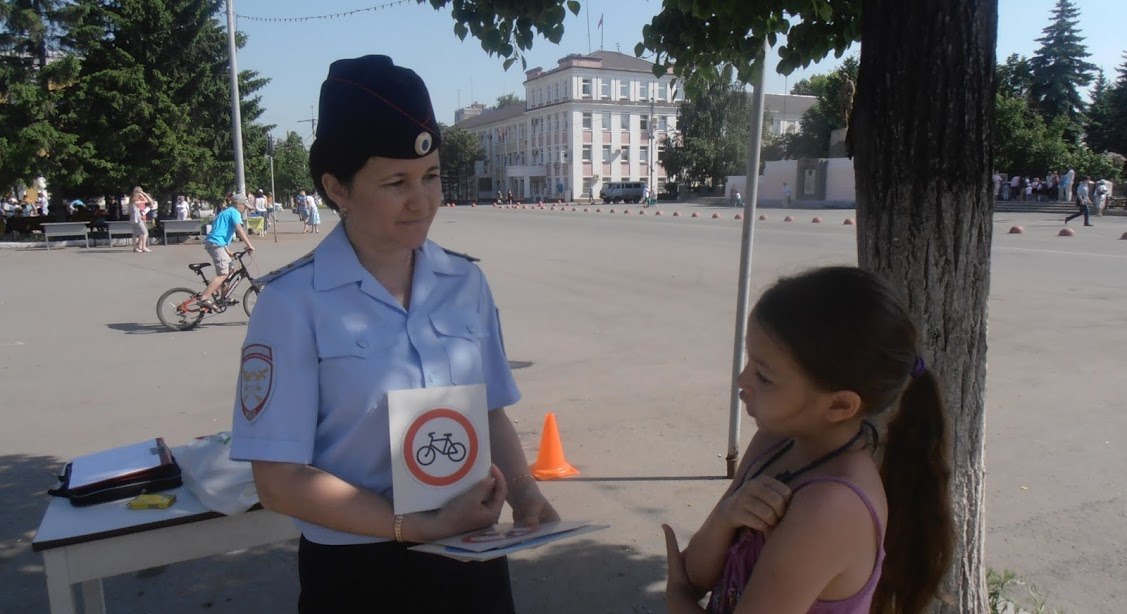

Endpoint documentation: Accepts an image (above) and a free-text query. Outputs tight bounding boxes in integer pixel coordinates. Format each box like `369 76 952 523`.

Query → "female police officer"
230 55 558 613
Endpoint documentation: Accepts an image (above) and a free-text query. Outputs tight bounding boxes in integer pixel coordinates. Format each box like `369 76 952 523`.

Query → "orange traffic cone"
529 413 580 480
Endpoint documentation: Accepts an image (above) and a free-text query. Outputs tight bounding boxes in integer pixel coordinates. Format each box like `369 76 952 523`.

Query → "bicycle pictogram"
415 432 467 466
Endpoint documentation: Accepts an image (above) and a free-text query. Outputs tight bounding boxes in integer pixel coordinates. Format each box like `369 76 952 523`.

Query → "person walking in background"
662 267 953 614
129 186 155 253
1065 176 1093 226
306 194 321 232
1063 168 1075 202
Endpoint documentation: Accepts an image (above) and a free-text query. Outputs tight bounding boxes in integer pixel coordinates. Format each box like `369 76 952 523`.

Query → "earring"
339 208 348 219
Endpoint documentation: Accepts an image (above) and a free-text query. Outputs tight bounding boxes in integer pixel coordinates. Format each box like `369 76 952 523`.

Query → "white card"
388 384 490 515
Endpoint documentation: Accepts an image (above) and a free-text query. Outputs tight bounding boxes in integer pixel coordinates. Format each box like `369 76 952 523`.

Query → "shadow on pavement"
0 453 65 612
511 537 667 614
106 322 245 334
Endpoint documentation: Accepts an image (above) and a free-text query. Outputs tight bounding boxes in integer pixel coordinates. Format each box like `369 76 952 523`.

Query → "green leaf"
454 22 468 41
503 57 517 71
566 0 581 17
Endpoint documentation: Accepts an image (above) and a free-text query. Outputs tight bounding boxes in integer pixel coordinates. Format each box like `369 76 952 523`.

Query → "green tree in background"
59 0 271 211
767 57 858 160
438 124 483 201
1028 0 1097 141
996 53 1033 101
993 93 1070 177
494 92 522 108
0 0 90 202
660 80 752 188
267 131 310 204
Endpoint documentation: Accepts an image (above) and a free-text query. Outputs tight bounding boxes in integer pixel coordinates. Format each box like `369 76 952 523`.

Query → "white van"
599 181 647 204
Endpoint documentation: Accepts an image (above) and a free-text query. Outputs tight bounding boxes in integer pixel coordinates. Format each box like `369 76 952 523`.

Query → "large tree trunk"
852 1 997 612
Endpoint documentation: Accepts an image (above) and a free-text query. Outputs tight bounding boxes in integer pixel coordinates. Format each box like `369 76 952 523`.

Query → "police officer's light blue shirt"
206 207 243 246
230 224 520 545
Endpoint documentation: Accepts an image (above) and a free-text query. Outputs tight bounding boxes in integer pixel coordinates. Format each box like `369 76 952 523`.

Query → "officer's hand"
432 464 507 538
716 475 791 534
510 480 560 530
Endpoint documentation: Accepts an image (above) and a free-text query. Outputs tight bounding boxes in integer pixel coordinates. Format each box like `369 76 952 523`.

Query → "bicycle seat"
188 263 212 272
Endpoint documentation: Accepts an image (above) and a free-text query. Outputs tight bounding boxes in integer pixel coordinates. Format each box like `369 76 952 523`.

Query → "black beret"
316 55 441 158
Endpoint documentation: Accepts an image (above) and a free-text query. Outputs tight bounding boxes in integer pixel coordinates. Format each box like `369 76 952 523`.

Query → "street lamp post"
649 95 656 204
224 0 246 196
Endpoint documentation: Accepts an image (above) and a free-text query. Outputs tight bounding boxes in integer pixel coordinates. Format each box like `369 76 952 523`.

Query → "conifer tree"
1028 0 1097 139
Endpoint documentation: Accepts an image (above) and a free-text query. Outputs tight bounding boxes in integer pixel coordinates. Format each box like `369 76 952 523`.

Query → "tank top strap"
790 476 884 535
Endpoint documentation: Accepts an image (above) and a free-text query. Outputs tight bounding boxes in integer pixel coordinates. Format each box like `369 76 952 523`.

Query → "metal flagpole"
726 40 769 478
225 0 246 197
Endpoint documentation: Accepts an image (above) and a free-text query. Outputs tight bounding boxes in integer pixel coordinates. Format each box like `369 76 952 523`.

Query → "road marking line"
1000 246 1127 259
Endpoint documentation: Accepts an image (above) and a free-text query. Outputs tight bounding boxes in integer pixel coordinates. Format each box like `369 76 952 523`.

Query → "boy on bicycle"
198 193 255 309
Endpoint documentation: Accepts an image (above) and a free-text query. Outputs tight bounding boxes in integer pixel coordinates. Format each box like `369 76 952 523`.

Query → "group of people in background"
992 169 1116 212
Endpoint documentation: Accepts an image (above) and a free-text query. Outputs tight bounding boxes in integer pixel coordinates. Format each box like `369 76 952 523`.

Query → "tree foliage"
438 124 483 201
1 0 273 209
1028 0 1097 141
996 53 1033 101
660 80 751 187
766 57 858 160
494 92 522 108
1085 53 1127 157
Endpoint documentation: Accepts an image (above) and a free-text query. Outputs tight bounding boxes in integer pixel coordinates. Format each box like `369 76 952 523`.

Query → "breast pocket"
430 310 486 386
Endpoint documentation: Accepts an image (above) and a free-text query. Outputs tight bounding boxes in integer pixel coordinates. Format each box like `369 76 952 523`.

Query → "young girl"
663 266 953 614
129 186 154 253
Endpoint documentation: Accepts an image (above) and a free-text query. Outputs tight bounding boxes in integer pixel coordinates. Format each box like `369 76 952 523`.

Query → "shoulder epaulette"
442 247 480 263
255 250 315 285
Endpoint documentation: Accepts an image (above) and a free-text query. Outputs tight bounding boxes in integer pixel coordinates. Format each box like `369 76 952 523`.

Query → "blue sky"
230 0 1126 145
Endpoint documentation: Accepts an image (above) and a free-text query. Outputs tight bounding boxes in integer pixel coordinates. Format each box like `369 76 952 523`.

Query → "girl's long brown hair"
752 267 953 614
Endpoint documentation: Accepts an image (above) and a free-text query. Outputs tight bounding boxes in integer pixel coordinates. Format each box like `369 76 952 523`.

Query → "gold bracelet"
394 514 404 543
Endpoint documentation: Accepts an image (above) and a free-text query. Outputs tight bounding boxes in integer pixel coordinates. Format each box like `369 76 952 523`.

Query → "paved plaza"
1 203 1124 613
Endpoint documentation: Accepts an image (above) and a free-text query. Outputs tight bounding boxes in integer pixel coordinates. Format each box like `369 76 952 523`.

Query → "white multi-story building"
456 51 683 202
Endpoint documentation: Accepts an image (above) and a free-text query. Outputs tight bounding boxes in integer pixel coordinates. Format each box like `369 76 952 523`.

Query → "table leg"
80 579 106 614
42 550 78 614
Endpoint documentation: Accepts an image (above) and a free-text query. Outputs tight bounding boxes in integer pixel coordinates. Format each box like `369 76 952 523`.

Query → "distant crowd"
992 168 1115 213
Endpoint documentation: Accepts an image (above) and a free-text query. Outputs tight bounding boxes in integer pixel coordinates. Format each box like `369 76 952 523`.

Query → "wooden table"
33 486 298 613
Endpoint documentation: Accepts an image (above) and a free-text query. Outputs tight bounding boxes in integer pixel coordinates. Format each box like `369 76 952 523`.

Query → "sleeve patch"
240 344 274 422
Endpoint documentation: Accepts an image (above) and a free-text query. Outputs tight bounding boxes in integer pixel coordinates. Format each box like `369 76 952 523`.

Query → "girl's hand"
663 524 705 609
425 464 507 540
717 475 792 534
509 479 560 530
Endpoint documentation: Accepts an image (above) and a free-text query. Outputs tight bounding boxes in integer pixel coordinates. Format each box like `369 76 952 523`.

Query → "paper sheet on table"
409 521 609 562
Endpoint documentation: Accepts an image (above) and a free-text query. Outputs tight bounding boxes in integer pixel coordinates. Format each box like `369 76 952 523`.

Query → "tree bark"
852 1 997 612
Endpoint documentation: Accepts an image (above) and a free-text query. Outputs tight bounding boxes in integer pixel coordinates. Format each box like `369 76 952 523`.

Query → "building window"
602 145 612 162
582 145 592 161
658 115 668 131
582 112 592 129
580 78 591 98
621 113 631 131
555 83 560 100
640 115 649 133
599 78 609 99
639 145 649 163
656 82 666 101
622 146 630 162
618 80 629 100
601 112 611 131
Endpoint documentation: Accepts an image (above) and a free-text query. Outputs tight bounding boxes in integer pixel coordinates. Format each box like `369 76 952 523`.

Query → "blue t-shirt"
206 207 243 246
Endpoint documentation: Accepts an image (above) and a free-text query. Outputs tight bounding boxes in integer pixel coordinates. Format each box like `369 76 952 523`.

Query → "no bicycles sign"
389 384 490 515
403 408 479 487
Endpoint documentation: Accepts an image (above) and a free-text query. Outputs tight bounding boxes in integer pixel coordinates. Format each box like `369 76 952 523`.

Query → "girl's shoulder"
791 454 886 528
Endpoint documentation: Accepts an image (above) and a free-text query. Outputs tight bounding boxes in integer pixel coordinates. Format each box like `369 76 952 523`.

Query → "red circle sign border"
403 407 479 487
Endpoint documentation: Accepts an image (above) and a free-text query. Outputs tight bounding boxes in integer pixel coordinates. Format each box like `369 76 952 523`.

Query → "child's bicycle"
156 250 260 331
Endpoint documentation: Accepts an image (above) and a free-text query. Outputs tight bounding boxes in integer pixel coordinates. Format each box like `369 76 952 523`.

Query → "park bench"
104 220 135 247
40 222 91 250
160 219 204 245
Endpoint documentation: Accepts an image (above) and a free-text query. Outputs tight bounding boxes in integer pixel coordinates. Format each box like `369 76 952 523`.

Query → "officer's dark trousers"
297 536 516 613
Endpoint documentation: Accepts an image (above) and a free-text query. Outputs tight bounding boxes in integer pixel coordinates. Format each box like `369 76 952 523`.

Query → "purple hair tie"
911 356 927 378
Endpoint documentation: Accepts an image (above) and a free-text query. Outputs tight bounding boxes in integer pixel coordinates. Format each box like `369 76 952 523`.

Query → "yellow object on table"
245 216 264 235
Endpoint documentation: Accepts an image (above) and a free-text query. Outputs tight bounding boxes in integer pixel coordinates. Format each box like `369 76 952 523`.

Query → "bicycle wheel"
156 287 205 331
242 284 260 317
416 446 437 466
448 442 467 463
